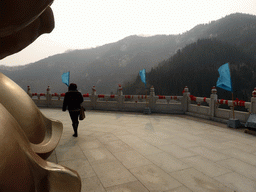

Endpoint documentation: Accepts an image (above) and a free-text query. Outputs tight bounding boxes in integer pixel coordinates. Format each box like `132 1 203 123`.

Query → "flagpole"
232 92 235 119
228 63 235 119
145 89 149 107
145 73 148 107
69 71 70 86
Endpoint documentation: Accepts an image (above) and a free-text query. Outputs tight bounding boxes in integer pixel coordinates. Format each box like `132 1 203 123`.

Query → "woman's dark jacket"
62 90 83 111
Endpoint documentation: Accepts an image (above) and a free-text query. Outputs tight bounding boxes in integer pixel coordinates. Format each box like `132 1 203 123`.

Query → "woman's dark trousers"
69 110 80 137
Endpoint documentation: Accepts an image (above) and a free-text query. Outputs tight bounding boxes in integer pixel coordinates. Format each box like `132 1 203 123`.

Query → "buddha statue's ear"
0 0 53 37
0 0 54 59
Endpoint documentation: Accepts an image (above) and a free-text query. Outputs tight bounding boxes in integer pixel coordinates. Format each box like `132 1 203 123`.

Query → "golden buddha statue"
0 0 81 191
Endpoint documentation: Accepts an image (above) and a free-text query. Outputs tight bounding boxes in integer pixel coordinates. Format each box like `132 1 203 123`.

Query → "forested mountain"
123 38 256 101
0 13 255 95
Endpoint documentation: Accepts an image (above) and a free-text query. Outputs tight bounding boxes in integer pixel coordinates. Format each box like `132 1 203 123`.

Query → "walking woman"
62 83 83 137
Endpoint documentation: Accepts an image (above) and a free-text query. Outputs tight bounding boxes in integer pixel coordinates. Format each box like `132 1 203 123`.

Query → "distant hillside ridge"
0 13 255 94
123 38 256 101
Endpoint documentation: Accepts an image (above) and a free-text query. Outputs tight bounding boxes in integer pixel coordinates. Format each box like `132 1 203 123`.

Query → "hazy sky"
1 0 256 66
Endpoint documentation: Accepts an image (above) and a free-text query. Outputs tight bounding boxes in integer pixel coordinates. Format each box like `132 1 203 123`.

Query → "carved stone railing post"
46 86 51 107
118 84 123 96
90 86 97 109
149 86 156 110
251 87 256 114
117 84 124 110
182 86 190 112
209 86 217 117
27 86 32 97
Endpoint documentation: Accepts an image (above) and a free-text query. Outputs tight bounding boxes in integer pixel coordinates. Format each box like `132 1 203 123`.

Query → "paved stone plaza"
42 108 256 192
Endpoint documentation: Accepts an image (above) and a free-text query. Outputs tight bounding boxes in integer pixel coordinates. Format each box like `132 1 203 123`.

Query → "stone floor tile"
226 134 256 145
177 132 202 141
59 159 96 179
170 168 234 192
86 125 117 133
58 138 80 147
82 147 117 165
182 156 232 177
130 141 163 155
81 176 106 192
105 181 149 192
91 131 111 137
196 133 229 144
47 152 58 163
158 144 196 159
97 133 120 144
78 140 104 150
164 185 193 192
214 172 256 192
139 134 176 147
189 146 229 161
59 131 77 140
170 137 200 148
217 158 256 181
118 135 145 145
91 160 137 188
113 150 152 169
129 164 182 191
195 139 231 151
224 141 256 153
55 145 87 162
221 147 256 166
112 130 132 136
105 140 134 153
76 131 96 138
146 152 190 173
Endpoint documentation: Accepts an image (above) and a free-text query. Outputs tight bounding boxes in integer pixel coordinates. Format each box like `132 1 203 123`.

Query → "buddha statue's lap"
0 0 81 191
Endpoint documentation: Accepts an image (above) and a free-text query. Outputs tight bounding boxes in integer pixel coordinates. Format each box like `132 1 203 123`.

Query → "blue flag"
139 69 146 88
62 72 70 87
216 63 233 92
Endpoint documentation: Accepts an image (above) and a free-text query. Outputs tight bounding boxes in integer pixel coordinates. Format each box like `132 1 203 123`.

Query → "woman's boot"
72 123 78 137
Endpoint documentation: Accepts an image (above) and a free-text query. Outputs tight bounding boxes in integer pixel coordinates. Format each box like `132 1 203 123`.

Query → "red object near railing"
173 96 177 100
158 95 165 99
40 93 45 96
217 98 245 107
32 93 37 96
203 97 206 102
110 95 115 98
238 100 245 107
138 95 147 99
52 93 58 96
125 95 133 99
83 93 89 97
98 94 105 98
60 93 65 97
189 95 196 101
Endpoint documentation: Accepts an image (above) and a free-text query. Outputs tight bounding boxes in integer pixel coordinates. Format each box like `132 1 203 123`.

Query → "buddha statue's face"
0 0 55 59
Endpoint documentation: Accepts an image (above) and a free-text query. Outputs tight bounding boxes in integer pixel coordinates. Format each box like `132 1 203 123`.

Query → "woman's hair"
69 83 77 91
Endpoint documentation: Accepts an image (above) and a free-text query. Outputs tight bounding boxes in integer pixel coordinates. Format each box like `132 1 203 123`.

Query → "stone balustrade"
27 85 256 124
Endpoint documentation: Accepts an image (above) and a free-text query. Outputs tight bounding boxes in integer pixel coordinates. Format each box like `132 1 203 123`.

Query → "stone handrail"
28 85 256 124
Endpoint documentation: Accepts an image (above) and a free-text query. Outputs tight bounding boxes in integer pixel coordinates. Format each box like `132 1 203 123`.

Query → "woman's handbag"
79 106 85 120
